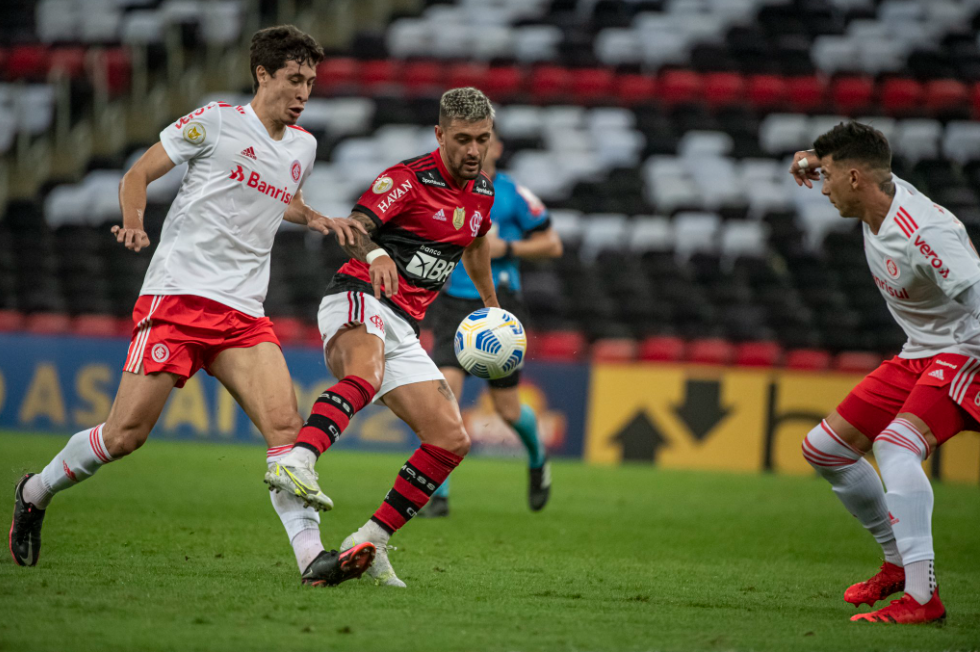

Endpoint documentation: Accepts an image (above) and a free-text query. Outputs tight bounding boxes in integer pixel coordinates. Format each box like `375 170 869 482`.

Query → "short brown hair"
249 25 324 92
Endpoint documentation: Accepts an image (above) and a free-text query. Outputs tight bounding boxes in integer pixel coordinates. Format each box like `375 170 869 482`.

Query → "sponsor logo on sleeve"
377 180 413 213
183 122 206 145
473 176 494 196
418 169 448 188
913 235 950 279
291 160 302 182
453 207 466 230
372 176 394 194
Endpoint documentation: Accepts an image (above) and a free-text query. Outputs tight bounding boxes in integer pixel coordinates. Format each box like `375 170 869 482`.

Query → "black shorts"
430 289 529 389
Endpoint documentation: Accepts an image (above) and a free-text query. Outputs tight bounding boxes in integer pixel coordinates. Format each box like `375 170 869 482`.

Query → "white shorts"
317 290 444 401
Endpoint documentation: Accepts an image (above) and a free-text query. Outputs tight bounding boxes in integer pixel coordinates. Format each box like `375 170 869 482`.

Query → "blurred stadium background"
2 2 980 650
3 0 980 480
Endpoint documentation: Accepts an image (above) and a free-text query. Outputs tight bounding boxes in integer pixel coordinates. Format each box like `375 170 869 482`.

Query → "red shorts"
837 353 980 447
124 295 280 388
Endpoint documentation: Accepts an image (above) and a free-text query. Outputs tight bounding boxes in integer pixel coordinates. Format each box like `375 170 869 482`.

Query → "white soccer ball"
453 307 528 380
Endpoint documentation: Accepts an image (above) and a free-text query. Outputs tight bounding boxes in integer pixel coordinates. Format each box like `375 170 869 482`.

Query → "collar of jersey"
244 102 291 145
432 148 471 193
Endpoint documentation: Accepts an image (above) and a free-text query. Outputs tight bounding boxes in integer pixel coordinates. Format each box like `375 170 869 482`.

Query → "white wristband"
365 249 390 264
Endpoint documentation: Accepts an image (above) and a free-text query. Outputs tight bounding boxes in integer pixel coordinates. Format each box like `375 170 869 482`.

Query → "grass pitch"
1 431 979 652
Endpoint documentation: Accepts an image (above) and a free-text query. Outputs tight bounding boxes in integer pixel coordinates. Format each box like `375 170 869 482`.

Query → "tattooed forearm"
437 380 455 402
879 178 895 198
341 212 382 262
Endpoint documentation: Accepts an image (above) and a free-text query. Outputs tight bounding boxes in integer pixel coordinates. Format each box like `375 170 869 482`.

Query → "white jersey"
863 176 980 358
140 101 316 317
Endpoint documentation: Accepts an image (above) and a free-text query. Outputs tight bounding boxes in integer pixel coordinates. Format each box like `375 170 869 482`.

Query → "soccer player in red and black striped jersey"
266 87 499 586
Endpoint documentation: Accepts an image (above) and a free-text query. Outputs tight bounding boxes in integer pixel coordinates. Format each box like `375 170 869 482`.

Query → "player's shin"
267 446 325 572
802 420 900 564
22 424 114 508
510 404 545 469
291 375 376 459
371 443 463 536
873 419 936 604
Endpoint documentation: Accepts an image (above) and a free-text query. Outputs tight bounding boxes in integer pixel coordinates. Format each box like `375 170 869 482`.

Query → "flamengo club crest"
453 207 466 230
886 258 900 279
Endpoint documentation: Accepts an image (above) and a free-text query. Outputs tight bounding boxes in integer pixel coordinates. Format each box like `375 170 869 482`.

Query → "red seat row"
314 58 980 117
0 310 885 373
0 45 130 95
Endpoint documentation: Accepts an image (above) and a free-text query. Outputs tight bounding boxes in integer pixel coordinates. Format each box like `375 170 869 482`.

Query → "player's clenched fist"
367 250 398 299
307 215 367 246
789 150 821 188
110 225 150 252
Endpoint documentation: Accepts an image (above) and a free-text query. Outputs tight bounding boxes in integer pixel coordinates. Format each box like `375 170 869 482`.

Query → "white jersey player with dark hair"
9 25 375 587
790 121 980 624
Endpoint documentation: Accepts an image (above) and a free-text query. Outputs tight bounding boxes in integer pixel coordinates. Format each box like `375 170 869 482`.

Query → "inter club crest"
453 207 466 230
885 258 900 279
290 160 302 182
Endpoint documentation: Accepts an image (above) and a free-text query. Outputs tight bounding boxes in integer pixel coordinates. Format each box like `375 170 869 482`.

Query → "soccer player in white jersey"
9 25 376 587
789 122 980 624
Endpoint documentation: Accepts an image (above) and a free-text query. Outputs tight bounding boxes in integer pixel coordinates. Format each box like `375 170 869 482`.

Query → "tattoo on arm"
341 212 382 262
437 380 455 402
879 178 896 198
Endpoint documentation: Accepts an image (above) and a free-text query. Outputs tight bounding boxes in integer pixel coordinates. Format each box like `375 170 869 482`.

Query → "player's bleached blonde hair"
439 87 495 127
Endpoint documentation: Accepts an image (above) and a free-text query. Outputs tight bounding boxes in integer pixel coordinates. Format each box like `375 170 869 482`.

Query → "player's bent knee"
102 422 150 458
801 420 862 471
268 411 304 446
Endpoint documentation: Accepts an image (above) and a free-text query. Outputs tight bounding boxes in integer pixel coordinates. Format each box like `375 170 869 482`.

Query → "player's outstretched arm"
340 211 398 299
789 150 821 188
114 142 176 252
462 235 500 309
514 227 563 259
284 190 367 247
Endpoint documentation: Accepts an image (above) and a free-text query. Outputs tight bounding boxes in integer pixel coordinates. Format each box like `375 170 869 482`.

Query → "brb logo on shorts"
151 343 171 363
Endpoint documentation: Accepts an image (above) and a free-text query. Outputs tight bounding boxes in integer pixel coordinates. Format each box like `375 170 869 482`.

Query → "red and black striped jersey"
325 149 494 329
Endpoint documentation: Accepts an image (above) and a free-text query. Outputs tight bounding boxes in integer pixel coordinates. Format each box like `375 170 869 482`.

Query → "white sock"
905 560 937 604
24 424 113 508
359 519 391 546
281 445 317 468
802 420 899 563
873 418 935 604
267 446 324 572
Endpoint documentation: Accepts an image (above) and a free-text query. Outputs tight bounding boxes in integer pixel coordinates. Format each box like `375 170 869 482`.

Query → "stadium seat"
638 336 685 362
570 68 616 105
880 78 925 116
25 312 72 335
686 338 735 365
73 314 122 338
703 73 745 108
482 66 524 102
446 62 490 92
924 79 969 116
529 65 572 103
734 341 782 367
747 75 788 110
6 46 50 81
659 70 703 105
785 76 826 112
615 73 657 106
315 58 359 96
785 348 832 371
533 330 587 362
359 60 400 94
48 47 87 79
0 310 24 332
403 61 445 97
831 76 875 114
834 351 881 373
591 338 637 362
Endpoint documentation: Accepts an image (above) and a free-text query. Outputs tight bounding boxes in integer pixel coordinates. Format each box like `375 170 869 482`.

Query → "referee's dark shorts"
428 287 529 389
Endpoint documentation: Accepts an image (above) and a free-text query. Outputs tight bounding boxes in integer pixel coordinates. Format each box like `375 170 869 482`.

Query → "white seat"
579 213 629 262
879 0 924 24
36 0 78 42
811 36 859 75
543 105 586 131
739 158 784 186
121 10 165 44
85 170 126 221
322 98 375 137
594 29 643 66
798 202 852 250
859 39 906 75
332 138 380 165
639 30 691 68
595 129 645 169
721 221 770 259
894 119 942 163
630 215 674 252
201 2 241 45
807 115 849 144
588 107 635 132
855 117 897 143
760 114 810 155
678 131 734 158
126 148 187 203
508 152 573 201
514 25 562 63
495 105 543 139
687 156 743 210
15 85 55 136
45 184 91 228
746 182 792 219
943 122 980 165
160 0 203 23
673 211 721 258
387 19 430 59
471 26 515 61
548 209 584 246
79 1 122 42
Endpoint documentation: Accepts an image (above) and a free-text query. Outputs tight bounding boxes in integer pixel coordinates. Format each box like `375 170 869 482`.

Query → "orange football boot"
851 590 946 624
844 562 905 607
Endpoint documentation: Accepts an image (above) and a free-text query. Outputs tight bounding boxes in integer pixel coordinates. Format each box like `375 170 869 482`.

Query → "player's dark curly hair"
813 121 891 171
249 25 324 92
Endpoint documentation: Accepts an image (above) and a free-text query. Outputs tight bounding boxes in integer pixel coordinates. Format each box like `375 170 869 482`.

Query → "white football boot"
341 523 406 588
264 451 333 512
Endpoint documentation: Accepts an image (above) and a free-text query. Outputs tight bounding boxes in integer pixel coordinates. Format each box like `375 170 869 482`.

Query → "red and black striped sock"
295 375 375 456
371 444 463 534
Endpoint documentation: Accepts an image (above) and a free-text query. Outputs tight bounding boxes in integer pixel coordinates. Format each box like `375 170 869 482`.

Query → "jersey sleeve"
159 102 224 166
513 184 551 235
352 165 416 229
907 222 980 299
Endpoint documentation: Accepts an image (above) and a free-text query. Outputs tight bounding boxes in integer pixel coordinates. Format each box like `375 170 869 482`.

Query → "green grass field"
1 431 978 652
